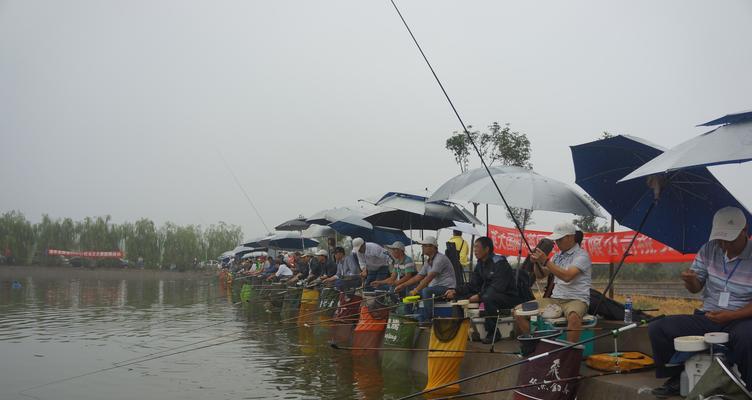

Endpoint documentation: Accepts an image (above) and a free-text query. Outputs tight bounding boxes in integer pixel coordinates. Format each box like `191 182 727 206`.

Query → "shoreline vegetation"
0 265 213 281
0 211 243 270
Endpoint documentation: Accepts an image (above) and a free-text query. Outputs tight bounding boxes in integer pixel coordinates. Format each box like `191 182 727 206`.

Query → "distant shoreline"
0 265 213 281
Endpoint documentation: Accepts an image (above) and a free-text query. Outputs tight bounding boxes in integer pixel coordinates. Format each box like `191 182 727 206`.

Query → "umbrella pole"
608 216 615 299
593 200 657 317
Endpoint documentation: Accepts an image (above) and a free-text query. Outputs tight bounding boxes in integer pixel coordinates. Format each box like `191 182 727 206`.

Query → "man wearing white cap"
395 236 457 323
314 249 337 280
371 241 417 293
650 206 752 397
515 221 592 343
352 237 392 291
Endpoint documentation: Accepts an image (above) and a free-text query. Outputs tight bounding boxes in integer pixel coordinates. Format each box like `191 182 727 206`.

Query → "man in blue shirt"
650 207 752 397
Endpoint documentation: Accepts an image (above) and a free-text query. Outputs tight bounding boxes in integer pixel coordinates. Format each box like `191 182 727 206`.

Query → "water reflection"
0 268 425 399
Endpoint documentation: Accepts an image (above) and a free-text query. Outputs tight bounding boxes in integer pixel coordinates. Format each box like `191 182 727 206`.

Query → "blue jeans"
364 266 390 292
419 285 450 322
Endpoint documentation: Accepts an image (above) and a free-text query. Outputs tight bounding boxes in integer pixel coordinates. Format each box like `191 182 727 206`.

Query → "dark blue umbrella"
328 216 412 246
570 134 752 254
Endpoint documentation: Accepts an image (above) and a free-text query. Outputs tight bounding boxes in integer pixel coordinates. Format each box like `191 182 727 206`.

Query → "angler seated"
371 241 416 294
255 257 278 278
323 247 362 290
313 249 337 283
288 252 311 284
267 261 294 282
395 236 457 324
649 207 752 397
515 222 592 344
446 236 524 344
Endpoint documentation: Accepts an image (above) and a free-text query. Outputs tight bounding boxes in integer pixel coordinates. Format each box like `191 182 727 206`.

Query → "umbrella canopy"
447 221 484 236
243 232 319 250
364 192 482 230
274 217 311 232
328 215 412 246
571 134 752 253
302 224 336 238
241 251 268 259
306 207 366 225
428 166 602 217
620 119 752 182
267 232 319 251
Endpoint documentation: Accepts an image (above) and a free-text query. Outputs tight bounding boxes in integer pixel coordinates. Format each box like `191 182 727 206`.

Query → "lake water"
0 267 423 400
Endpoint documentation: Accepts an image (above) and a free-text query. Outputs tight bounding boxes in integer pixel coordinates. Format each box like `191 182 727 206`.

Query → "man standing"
352 238 392 291
649 207 752 397
396 236 456 323
448 230 470 269
446 237 524 344
515 221 592 343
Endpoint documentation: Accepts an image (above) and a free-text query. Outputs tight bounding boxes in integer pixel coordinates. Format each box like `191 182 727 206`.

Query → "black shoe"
482 334 501 345
651 376 680 398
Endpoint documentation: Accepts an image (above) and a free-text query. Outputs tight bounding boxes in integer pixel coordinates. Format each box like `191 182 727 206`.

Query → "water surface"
0 267 423 400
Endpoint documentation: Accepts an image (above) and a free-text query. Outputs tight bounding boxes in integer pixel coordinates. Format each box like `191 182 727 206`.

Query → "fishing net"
318 287 339 317
514 339 583 400
364 293 391 321
333 293 362 324
381 314 419 369
300 288 320 305
687 357 752 400
424 318 470 396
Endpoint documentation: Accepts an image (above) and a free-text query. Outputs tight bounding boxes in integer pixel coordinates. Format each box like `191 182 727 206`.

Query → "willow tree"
0 211 35 264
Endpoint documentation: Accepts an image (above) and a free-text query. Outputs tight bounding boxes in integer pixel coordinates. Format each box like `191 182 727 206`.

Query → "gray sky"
2 0 751 241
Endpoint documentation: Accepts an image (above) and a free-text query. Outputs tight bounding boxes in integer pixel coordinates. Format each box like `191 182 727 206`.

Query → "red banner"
47 249 124 259
487 225 695 264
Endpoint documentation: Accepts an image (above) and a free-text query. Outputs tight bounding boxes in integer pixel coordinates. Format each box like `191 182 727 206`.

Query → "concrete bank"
404 321 676 400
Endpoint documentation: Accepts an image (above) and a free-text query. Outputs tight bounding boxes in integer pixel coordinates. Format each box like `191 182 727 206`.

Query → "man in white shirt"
353 237 392 292
269 262 293 281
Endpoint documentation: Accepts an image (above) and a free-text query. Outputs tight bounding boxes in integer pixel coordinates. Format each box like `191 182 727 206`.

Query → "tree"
202 222 243 261
0 211 35 264
484 122 534 229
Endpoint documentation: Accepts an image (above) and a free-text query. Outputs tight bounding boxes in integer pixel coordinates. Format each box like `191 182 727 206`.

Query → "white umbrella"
447 221 484 236
306 206 367 225
429 166 602 217
620 117 752 182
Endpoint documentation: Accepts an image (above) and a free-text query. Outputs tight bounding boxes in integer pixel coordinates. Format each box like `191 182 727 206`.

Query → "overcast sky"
2 0 751 241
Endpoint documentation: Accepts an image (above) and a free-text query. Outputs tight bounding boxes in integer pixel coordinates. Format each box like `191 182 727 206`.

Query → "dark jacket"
322 259 337 277
456 254 517 303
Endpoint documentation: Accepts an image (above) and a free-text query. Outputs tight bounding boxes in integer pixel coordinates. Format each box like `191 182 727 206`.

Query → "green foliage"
0 211 244 269
0 211 35 264
445 122 534 228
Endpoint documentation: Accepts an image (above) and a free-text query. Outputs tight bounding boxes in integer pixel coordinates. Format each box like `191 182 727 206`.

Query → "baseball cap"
352 238 365 252
709 206 747 241
546 222 577 241
417 236 438 247
385 241 406 251
315 249 328 257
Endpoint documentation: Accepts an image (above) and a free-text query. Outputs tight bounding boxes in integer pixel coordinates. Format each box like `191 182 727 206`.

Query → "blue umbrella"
570 134 752 254
244 232 318 251
328 216 412 246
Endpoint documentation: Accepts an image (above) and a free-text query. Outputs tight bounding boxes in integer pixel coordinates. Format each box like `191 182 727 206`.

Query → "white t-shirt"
276 264 293 277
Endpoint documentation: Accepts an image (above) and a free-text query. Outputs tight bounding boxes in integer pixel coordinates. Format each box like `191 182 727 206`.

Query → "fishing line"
389 0 532 252
397 315 665 399
215 148 270 233
431 370 623 400
330 343 519 355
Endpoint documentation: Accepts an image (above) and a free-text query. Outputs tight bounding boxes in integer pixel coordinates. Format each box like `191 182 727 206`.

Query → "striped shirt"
692 239 752 312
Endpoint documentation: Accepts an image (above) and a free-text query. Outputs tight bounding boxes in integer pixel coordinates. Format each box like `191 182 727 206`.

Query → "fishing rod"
593 200 657 317
388 0 533 253
330 343 520 355
215 148 270 233
397 314 665 399
431 370 623 400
